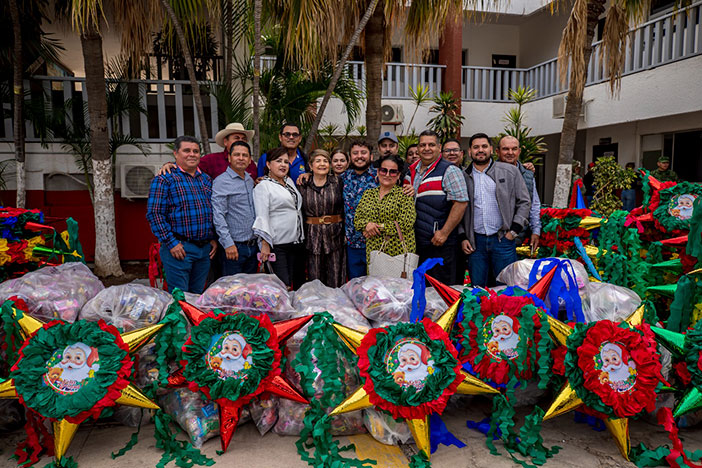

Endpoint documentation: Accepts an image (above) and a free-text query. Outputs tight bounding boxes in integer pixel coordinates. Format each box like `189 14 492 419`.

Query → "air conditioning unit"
381 103 404 124
120 163 161 198
552 94 586 119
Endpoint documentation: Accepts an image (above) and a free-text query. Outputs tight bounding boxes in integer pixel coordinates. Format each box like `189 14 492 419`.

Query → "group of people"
146 122 541 294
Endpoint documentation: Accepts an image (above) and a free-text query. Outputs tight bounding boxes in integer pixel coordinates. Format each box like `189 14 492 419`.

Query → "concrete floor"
2 397 700 468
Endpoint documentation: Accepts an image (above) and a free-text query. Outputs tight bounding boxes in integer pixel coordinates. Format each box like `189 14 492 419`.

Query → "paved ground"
2 397 700 468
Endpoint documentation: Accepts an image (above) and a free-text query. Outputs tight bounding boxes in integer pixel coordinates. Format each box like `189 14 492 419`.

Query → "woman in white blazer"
253 147 305 288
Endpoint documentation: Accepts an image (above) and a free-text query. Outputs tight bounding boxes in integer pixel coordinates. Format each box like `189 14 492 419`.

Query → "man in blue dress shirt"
212 141 258 275
257 123 308 184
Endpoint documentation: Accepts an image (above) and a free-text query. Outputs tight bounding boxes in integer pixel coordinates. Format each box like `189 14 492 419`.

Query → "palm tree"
252 0 262 158
552 0 650 206
8 0 24 208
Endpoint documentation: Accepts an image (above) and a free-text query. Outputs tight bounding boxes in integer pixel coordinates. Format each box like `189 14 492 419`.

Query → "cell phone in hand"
257 252 276 262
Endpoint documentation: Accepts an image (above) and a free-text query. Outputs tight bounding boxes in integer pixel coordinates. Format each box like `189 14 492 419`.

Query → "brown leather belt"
306 214 343 225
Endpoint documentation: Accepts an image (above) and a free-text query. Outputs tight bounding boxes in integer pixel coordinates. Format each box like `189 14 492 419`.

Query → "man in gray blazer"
459 133 531 287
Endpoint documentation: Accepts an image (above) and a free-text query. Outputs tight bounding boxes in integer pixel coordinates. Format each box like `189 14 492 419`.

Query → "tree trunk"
252 0 262 159
80 27 124 277
160 0 211 153
364 4 385 151
9 0 25 208
553 0 606 207
223 0 233 85
303 0 381 154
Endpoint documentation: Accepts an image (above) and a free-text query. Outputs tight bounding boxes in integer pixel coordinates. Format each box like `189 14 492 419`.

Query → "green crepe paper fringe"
597 211 648 295
641 170 654 208
1 300 25 376
293 312 375 468
11 320 126 421
668 275 698 333
408 452 431 468
365 322 458 408
182 313 274 401
653 182 702 233
486 376 560 468
44 456 78 468
687 198 702 264
153 410 214 468
685 320 702 389
111 410 144 459
630 443 702 467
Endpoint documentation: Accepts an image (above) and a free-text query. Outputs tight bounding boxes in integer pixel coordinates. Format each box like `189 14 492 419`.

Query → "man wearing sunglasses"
405 130 469 284
257 123 308 184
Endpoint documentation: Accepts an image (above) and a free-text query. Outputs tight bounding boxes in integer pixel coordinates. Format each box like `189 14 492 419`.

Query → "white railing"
463 1 702 101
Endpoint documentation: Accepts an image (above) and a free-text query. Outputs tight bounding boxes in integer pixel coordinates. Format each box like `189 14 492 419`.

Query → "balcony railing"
463 1 702 101
1 1 699 142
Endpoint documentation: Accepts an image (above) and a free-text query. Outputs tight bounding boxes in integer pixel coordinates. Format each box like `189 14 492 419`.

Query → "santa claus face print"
595 342 637 393
385 338 435 391
484 315 520 360
43 342 100 394
668 194 697 220
207 331 253 380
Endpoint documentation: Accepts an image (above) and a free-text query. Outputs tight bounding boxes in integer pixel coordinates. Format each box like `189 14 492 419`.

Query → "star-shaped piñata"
540 305 665 462
0 302 162 465
329 297 498 460
652 318 702 417
169 301 312 452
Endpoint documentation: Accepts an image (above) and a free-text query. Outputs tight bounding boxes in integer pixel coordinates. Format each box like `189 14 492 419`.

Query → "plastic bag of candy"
342 276 412 327
79 283 172 331
585 282 641 323
0 263 103 323
363 409 412 446
289 280 370 344
248 397 279 435
422 287 456 322
196 274 295 321
160 388 220 448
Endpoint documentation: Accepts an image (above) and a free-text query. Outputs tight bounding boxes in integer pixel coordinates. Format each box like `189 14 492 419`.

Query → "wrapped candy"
342 276 413 327
0 262 103 323
422 287 457 322
79 283 172 331
159 387 250 448
585 282 642 323
196 274 295 321
248 397 279 436
363 409 412 446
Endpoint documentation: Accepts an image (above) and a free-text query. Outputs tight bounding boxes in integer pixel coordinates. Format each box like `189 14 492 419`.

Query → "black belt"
174 233 212 248
235 238 258 246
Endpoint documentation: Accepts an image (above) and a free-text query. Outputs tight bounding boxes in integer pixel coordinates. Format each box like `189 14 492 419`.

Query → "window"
491 54 516 69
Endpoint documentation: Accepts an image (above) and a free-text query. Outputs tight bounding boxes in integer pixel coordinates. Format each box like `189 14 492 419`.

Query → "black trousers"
269 242 306 289
417 243 457 285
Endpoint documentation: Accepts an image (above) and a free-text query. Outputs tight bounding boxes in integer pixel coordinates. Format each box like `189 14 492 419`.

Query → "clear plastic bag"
248 397 279 435
113 406 152 428
79 284 172 331
342 276 413 327
422 287 456 322
160 388 220 448
0 263 103 323
363 409 412 445
196 273 295 321
585 282 641 323
290 280 370 344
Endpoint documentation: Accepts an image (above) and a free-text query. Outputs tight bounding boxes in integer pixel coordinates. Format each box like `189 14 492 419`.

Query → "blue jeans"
222 242 259 276
347 246 367 279
621 189 636 211
160 241 211 294
466 234 517 287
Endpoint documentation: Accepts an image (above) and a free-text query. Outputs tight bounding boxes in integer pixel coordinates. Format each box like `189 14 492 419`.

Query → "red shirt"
199 151 257 181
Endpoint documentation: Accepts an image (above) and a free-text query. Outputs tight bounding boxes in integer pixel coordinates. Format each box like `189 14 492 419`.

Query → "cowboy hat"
215 123 254 148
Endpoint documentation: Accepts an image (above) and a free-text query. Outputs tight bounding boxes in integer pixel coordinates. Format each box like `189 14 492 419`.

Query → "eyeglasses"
378 167 400 176
281 132 300 138
443 148 462 154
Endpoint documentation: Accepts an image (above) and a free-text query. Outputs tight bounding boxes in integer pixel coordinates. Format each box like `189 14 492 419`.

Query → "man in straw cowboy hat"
158 122 257 180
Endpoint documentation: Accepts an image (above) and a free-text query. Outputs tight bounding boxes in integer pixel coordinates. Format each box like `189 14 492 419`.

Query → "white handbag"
368 221 419 279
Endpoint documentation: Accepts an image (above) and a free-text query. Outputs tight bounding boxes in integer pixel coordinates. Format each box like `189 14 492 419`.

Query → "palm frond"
557 0 588 92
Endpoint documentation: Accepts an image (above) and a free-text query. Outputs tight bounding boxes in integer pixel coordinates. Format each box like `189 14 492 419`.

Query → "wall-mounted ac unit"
552 94 586 119
120 163 161 198
381 103 404 124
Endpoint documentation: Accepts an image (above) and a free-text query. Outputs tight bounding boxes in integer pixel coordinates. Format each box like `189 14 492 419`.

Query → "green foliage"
591 156 635 216
317 124 340 152
398 134 418 159
405 83 431 136
427 91 464 143
494 86 546 166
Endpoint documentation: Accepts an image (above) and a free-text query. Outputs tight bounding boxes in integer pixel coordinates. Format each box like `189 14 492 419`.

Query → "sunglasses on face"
443 148 462 154
281 132 300 138
378 167 400 176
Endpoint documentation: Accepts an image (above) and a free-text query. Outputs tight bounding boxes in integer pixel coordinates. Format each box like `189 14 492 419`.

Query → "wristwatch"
508 230 518 238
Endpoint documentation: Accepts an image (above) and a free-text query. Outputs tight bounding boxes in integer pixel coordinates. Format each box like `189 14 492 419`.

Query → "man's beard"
471 154 490 165
351 159 371 171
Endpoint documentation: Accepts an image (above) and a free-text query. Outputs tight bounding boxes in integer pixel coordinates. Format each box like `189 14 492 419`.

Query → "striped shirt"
472 167 503 235
409 160 469 202
146 167 214 250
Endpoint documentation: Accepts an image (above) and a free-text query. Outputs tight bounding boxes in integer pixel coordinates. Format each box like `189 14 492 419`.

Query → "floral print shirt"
340 167 377 249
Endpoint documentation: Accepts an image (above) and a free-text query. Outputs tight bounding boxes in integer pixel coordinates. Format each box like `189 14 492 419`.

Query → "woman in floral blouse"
354 154 416 267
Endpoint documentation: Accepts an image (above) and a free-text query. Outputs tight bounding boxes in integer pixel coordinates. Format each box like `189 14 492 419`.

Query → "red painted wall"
1 190 156 261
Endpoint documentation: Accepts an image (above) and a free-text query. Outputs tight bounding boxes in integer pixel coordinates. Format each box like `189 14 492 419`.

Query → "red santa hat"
601 342 630 364
69 342 100 367
492 315 520 334
226 333 252 358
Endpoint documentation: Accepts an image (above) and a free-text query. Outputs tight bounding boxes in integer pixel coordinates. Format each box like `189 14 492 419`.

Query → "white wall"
462 21 521 67
518 7 571 67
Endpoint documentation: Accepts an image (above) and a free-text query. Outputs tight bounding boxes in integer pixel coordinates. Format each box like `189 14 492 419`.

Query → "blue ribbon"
430 413 466 453
573 237 602 281
410 258 444 323
575 184 587 209
528 258 584 322
499 286 549 310
573 411 605 432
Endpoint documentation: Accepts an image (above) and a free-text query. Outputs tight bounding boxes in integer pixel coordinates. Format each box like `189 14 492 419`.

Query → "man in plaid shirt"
147 136 217 293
